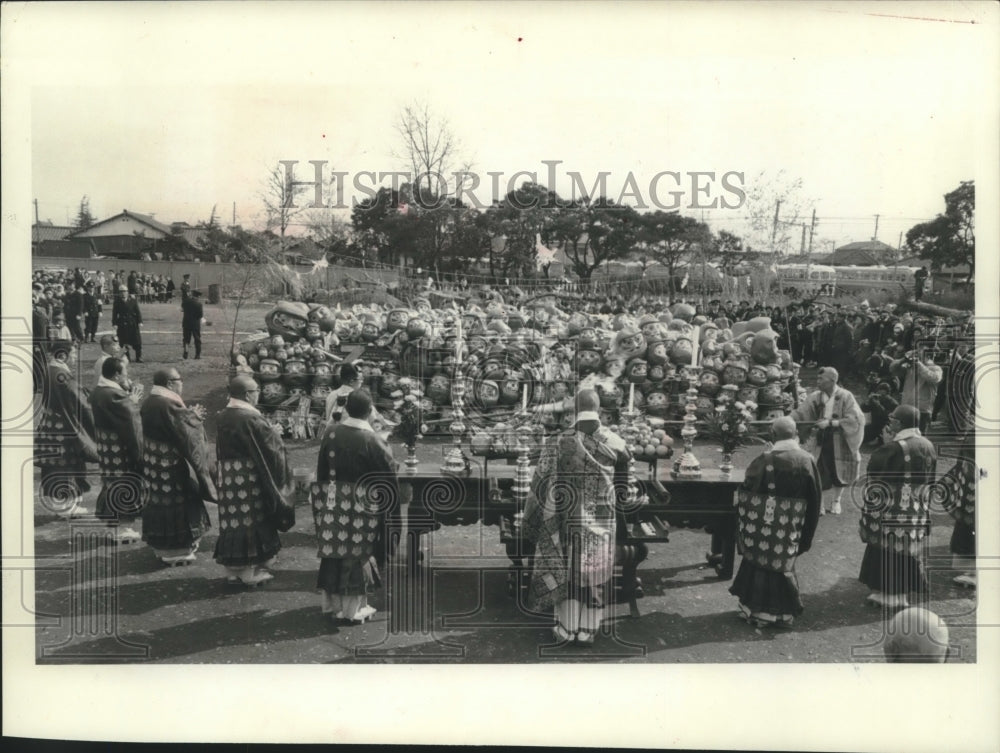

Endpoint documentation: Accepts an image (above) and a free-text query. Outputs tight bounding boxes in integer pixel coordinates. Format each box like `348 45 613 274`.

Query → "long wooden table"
398 457 744 616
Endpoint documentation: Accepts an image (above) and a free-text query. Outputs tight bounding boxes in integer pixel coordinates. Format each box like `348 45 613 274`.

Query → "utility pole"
771 200 782 251
232 202 236 227
872 214 880 241
34 198 39 224
800 223 807 254
808 209 817 253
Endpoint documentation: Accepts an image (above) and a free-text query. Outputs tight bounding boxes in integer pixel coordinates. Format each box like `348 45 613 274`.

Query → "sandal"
575 629 597 645
552 623 573 642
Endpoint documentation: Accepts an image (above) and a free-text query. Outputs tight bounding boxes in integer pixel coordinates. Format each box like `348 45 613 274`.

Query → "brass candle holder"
440 372 471 476
673 365 703 479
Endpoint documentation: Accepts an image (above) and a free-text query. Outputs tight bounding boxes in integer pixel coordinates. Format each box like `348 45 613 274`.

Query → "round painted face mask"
361 322 380 342
617 328 646 358
309 305 332 323
670 337 694 365
699 370 721 396
578 328 598 350
576 349 602 373
406 317 428 340
646 340 668 365
626 358 649 383
387 309 410 332
476 379 500 408
645 391 668 412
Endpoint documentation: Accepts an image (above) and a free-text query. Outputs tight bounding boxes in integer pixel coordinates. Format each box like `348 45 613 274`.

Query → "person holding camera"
891 349 942 435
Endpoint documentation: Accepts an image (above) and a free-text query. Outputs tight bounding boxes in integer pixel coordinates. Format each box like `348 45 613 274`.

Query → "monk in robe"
730 416 822 629
312 389 401 624
859 405 937 609
791 366 865 515
35 340 98 519
523 389 629 645
89 356 145 543
214 375 292 586
140 368 217 565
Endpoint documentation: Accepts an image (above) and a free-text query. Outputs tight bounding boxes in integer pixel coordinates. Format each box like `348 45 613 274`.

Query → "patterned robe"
89 380 145 522
213 403 291 568
312 420 400 596
140 388 217 551
35 361 99 500
523 427 627 612
792 385 866 486
859 431 937 596
730 442 821 618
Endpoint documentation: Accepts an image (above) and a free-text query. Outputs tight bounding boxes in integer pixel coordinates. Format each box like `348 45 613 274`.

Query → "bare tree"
394 101 472 201
261 164 308 252
740 170 813 256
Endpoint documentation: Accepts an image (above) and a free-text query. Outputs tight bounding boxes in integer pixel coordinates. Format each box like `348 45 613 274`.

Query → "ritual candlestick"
690 326 700 366
673 365 703 479
628 382 635 413
440 369 471 476
512 405 533 513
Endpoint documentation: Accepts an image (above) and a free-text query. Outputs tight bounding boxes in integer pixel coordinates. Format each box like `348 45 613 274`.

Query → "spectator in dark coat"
181 290 204 359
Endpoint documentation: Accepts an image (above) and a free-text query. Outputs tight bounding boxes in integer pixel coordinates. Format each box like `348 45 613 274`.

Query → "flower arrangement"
706 389 758 454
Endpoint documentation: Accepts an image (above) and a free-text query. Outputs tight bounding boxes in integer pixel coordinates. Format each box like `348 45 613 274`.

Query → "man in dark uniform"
180 273 192 303
63 281 86 344
181 289 204 359
83 280 102 343
112 286 144 362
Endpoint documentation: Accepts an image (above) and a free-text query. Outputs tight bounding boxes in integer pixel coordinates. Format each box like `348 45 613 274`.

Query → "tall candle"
628 382 635 413
690 325 700 366
522 384 529 411
455 318 463 365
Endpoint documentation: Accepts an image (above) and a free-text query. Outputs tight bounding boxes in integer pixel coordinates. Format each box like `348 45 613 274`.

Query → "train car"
832 265 919 292
774 263 837 297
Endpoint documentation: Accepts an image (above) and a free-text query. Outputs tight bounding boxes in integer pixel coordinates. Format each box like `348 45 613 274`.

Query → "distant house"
67 210 194 259
32 223 88 257
827 240 896 266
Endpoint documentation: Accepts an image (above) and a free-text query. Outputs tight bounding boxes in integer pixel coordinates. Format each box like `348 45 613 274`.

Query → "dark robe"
859 432 937 598
35 361 99 501
112 296 143 352
730 443 822 618
141 389 217 551
90 381 145 522
213 403 291 568
312 420 401 596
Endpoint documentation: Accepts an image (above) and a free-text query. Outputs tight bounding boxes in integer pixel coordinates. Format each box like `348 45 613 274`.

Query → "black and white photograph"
3 1 998 749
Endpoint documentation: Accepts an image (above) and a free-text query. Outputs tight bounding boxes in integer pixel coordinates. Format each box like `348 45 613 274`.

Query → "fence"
31 256 401 298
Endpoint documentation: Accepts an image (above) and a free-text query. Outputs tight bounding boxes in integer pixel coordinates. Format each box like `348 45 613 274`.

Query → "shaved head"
771 416 797 441
884 608 950 663
153 368 179 387
229 374 258 400
892 404 921 430
575 389 600 414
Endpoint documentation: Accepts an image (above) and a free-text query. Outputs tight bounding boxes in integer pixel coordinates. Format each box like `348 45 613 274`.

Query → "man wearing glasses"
213 375 293 586
95 334 127 386
140 368 216 566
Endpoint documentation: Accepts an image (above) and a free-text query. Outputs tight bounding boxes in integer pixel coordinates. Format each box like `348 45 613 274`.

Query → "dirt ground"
31 301 977 664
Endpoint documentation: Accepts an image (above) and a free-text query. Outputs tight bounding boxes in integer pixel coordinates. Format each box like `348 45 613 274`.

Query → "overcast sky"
19 2 998 252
